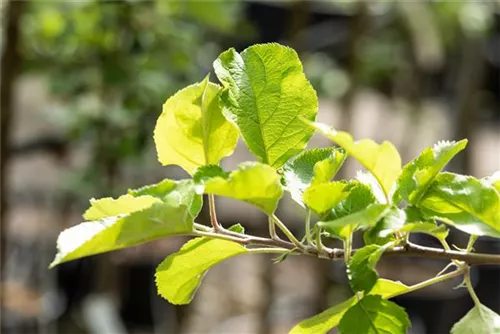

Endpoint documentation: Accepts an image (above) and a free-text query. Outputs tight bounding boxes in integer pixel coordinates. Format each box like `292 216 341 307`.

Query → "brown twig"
194 227 500 266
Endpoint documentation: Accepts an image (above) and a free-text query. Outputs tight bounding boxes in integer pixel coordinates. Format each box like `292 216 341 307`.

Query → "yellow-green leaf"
319 204 390 240
483 171 500 193
201 162 283 214
282 148 345 207
51 180 201 267
338 295 410 334
308 121 401 199
399 223 449 241
303 182 347 216
395 139 468 205
214 43 318 168
154 77 238 174
83 194 161 221
419 172 500 237
155 237 247 305
451 303 500 334
348 244 388 294
289 279 409 334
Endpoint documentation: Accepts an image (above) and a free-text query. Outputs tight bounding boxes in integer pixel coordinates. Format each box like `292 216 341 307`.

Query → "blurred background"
1 1 499 333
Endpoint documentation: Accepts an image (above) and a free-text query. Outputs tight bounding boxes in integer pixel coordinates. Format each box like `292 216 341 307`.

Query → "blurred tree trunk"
259 256 273 334
287 0 309 52
0 0 25 293
339 1 368 134
309 0 370 318
454 36 486 175
396 4 425 156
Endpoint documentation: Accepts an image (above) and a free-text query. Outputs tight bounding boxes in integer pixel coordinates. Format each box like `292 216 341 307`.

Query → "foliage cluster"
52 43 500 333
21 0 247 198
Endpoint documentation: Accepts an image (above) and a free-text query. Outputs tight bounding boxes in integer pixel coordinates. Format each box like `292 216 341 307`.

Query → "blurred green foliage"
304 0 496 97
20 0 249 198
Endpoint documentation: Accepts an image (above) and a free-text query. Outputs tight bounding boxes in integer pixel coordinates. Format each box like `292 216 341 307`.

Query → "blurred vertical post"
0 0 25 293
339 1 368 134
455 36 486 174
287 0 309 51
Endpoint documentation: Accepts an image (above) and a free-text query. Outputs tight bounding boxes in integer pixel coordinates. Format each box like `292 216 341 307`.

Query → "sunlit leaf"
357 171 387 204
303 182 347 216
348 244 388 294
338 295 410 334
312 149 346 185
308 121 401 199
155 237 247 305
419 172 500 237
83 194 162 221
483 171 500 193
214 43 318 168
200 162 283 214
50 180 201 267
228 223 245 234
282 148 345 206
451 303 500 334
193 165 229 185
128 179 177 199
364 207 405 245
154 77 238 174
130 179 203 219
328 181 378 220
319 204 390 240
400 223 449 241
395 139 467 205
370 279 410 298
289 279 409 334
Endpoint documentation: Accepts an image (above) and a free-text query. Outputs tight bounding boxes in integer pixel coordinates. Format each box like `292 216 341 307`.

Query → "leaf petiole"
390 268 466 299
464 266 482 309
208 194 220 230
305 208 313 245
466 235 478 253
271 214 305 250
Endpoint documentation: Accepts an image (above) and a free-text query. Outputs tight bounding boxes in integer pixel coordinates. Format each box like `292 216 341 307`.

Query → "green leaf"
357 171 387 204
290 296 358 334
404 205 427 223
338 295 410 334
364 207 406 245
319 204 390 240
395 139 467 205
348 245 387 294
130 179 204 219
213 43 318 168
451 303 500 334
370 279 410 298
399 223 449 241
308 122 401 199
228 223 245 234
419 173 500 237
50 180 201 267
329 181 377 220
282 148 345 206
128 179 176 199
364 206 449 245
153 76 238 174
193 164 229 185
201 162 283 214
312 150 346 185
303 182 347 216
483 171 500 193
289 279 409 334
155 237 247 305
83 194 162 221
